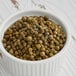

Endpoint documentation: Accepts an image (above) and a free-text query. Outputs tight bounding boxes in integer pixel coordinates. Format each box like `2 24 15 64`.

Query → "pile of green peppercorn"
2 16 66 61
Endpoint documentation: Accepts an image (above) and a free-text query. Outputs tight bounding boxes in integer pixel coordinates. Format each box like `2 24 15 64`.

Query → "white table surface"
0 0 76 76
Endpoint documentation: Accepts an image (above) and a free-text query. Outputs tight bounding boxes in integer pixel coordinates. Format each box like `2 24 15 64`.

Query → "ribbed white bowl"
0 9 71 76
1 53 61 76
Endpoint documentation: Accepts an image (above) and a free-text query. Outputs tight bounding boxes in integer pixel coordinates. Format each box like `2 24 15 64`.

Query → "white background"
0 0 76 76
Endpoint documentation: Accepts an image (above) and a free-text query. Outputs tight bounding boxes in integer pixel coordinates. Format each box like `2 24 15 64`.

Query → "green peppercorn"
36 44 41 49
27 36 32 41
49 53 53 57
40 52 45 57
2 16 66 61
9 49 13 54
39 40 43 44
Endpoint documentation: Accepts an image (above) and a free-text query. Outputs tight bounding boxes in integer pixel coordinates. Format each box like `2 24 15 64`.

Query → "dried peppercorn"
2 16 66 61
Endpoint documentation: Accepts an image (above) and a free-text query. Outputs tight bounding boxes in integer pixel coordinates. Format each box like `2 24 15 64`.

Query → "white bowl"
0 9 71 76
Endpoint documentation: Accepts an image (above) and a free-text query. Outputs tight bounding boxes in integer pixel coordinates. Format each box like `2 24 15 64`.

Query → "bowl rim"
0 9 71 64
